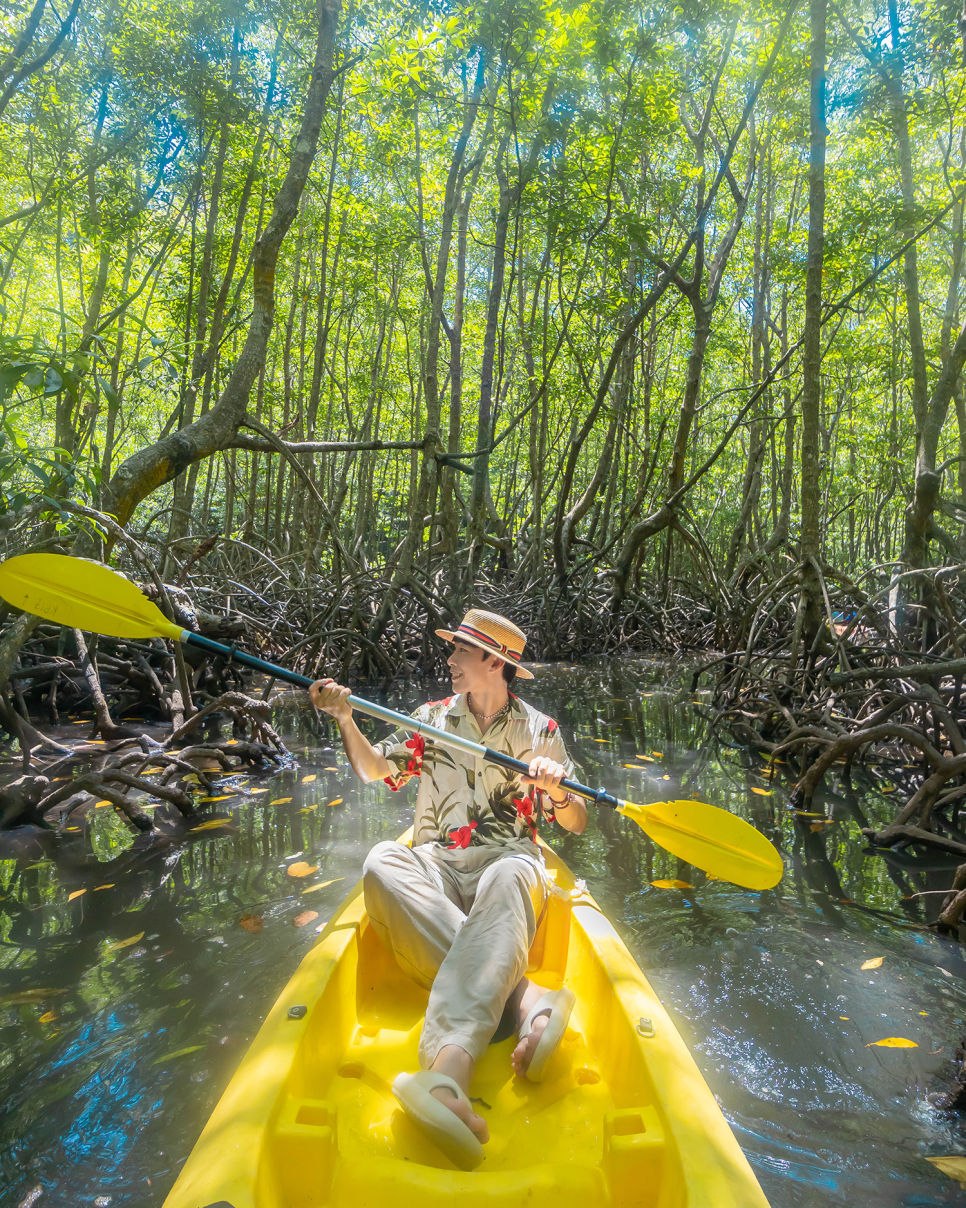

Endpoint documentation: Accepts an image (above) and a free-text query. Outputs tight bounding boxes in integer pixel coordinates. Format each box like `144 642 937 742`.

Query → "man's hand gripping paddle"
0 553 784 890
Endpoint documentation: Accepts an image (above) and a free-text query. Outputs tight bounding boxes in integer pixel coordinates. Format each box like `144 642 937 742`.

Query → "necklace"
468 693 510 722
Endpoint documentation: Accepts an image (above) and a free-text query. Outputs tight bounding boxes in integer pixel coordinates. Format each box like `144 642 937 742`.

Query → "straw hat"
436 609 534 679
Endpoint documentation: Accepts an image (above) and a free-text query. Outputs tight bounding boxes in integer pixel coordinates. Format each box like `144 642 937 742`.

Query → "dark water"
3 659 966 1207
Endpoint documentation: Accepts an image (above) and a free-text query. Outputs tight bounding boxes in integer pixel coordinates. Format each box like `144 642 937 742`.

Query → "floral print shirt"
372 693 574 853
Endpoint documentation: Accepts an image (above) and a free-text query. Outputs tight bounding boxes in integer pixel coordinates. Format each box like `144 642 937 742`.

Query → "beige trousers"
362 840 547 1068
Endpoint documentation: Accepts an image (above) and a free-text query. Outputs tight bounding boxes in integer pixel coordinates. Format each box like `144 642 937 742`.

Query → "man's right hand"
310 677 353 722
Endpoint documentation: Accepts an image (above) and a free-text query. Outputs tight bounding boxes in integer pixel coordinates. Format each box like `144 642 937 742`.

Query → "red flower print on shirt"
513 794 538 840
447 820 477 849
405 733 425 775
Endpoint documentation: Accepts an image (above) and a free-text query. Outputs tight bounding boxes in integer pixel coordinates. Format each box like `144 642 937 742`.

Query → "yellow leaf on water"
623 763 645 769
152 1045 204 1065
325 766 339 770
302 774 317 783
926 1156 966 1187
38 1011 58 1023
239 914 263 932
288 862 318 878
325 798 343 808
140 767 164 774
225 739 238 745
882 786 896 793
270 798 292 805
809 823 825 832
190 819 233 832
867 1037 918 1048
299 805 318 813
861 957 884 970
302 878 344 894
792 810 824 816
183 774 200 784
651 879 693 889
293 911 319 927
67 890 86 901
93 884 114 891
652 751 663 757
105 932 144 952
751 787 772 796
250 789 267 794
592 739 610 743
199 796 234 803
636 755 655 762
94 800 112 808
840 1016 850 1020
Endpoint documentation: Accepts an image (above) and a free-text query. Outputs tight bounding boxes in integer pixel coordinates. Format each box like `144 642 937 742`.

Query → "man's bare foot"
510 1010 550 1076
429 1044 489 1143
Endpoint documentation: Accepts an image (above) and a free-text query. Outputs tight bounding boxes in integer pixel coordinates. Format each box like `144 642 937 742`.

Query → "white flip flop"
518 987 576 1082
391 1070 485 1171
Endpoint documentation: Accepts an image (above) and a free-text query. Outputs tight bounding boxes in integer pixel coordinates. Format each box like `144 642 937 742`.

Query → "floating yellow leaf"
270 797 292 805
198 796 234 803
299 805 318 813
861 957 884 970
882 786 896 793
792 810 824 816
93 884 114 891
302 878 344 895
287 862 318 878
183 774 200 784
867 1037 918 1048
840 1016 850 1020
152 1045 204 1065
926 1156 966 1187
636 755 655 762
622 763 645 769
141 767 164 775
651 879 693 889
250 789 267 794
592 738 610 743
190 819 233 832
302 774 317 783
809 823 826 832
67 889 86 901
652 751 663 757
293 911 319 928
325 766 339 770
94 800 112 808
325 798 343 808
920 1011 929 1016
225 739 238 745
751 787 772 796
105 932 144 952
38 1011 58 1023
239 914 263 933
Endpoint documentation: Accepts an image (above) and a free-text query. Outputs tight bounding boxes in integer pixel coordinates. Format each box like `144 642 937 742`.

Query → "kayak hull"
163 837 769 1208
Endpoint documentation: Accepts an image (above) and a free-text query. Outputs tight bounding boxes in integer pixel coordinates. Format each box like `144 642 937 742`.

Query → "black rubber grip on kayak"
184 631 314 689
483 747 619 809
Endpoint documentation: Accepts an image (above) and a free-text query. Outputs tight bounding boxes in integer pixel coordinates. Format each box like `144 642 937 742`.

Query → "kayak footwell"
165 841 770 1208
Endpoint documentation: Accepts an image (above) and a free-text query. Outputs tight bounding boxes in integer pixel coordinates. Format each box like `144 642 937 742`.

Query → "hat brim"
435 628 534 679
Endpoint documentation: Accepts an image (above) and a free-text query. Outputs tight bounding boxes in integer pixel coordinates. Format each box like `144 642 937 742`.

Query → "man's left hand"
524 756 567 798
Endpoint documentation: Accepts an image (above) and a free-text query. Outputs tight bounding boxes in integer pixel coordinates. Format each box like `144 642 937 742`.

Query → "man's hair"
481 649 517 685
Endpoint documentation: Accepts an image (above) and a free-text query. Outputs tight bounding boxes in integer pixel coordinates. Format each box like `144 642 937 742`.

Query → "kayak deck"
163 839 769 1208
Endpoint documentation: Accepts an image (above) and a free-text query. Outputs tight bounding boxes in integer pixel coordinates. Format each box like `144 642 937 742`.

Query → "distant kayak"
163 832 770 1208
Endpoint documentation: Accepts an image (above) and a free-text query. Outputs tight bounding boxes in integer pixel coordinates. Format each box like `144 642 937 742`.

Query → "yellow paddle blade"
619 798 784 891
0 554 182 641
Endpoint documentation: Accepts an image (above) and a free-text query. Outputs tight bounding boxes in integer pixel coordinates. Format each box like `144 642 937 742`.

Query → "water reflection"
2 658 966 1206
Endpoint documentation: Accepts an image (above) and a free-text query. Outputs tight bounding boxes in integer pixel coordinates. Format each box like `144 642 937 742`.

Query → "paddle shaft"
182 631 620 809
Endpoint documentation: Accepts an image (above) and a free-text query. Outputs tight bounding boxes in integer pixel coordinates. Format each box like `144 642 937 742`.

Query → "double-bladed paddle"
0 553 784 890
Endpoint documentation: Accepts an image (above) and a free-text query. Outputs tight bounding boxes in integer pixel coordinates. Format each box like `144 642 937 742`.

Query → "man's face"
447 640 501 693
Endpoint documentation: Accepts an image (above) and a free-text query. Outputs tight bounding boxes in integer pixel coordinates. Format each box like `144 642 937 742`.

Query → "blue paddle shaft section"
179 630 617 808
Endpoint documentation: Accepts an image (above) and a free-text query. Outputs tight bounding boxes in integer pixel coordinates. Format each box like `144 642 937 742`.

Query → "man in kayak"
310 608 586 1164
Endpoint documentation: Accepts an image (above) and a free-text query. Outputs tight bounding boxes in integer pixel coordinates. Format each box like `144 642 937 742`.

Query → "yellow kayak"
163 833 770 1208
